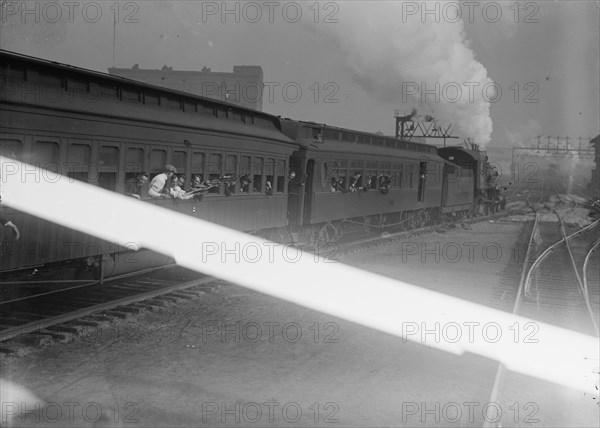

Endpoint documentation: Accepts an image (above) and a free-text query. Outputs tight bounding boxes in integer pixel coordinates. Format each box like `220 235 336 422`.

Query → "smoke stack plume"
318 1 493 146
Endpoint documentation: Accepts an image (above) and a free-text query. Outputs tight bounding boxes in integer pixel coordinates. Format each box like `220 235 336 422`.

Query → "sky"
1 0 599 151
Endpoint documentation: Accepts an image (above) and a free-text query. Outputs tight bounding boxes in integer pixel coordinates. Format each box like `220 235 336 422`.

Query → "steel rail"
583 239 600 299
523 218 600 297
0 263 175 305
0 276 214 342
483 213 540 428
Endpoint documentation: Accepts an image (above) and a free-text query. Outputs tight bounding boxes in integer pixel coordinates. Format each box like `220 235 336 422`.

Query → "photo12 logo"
401 401 540 424
200 401 339 424
1 401 139 425
400 1 540 24
401 81 539 105
200 1 340 24
198 321 339 344
0 1 141 24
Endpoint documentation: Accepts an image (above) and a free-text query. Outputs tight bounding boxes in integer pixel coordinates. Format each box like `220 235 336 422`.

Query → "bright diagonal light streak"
1 157 598 395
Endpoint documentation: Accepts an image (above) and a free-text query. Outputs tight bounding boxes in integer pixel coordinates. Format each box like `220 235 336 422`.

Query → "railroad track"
0 266 219 346
484 194 599 427
0 207 520 349
521 217 599 335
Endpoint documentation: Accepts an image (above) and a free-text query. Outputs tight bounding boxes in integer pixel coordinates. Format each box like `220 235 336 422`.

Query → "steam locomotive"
0 50 500 279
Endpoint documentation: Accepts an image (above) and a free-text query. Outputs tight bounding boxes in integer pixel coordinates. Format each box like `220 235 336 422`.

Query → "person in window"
148 164 177 198
189 175 204 191
0 197 20 240
168 175 186 199
239 175 254 193
378 175 392 194
349 172 363 192
265 180 273 195
331 177 339 192
125 172 149 199
182 174 215 201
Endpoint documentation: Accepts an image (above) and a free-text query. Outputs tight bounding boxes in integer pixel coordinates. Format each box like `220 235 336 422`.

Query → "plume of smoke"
317 1 493 146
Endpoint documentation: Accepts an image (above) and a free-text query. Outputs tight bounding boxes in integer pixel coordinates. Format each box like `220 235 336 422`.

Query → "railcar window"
0 139 23 160
365 161 378 189
381 162 392 185
124 147 147 197
265 158 276 194
350 160 363 170
217 106 229 119
67 77 88 95
34 141 59 170
225 154 237 194
341 133 354 142
393 163 403 188
96 81 118 101
200 104 217 117
253 157 264 192
98 146 119 191
406 164 417 189
144 92 160 106
67 143 90 183
208 153 223 194
332 160 348 191
172 150 187 175
37 71 63 88
191 152 205 182
126 148 145 172
231 110 243 122
239 155 252 192
323 130 339 140
0 64 26 82
239 155 251 177
163 95 181 111
122 87 142 103
184 100 197 113
276 159 286 193
150 149 167 175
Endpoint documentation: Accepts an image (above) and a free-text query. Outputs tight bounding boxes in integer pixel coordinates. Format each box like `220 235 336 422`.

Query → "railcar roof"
0 49 277 122
296 140 453 164
280 118 439 155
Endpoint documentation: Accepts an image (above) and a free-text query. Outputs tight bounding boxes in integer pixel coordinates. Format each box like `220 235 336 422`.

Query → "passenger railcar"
280 120 451 242
0 50 296 276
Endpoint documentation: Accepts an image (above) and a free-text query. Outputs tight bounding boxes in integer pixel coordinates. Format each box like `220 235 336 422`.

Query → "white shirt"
148 173 168 198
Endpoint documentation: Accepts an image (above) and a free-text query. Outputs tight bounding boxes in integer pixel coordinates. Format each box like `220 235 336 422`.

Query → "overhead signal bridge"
394 109 459 147
512 136 594 162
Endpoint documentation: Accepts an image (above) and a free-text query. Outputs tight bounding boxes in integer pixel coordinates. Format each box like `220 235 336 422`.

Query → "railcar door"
287 157 304 226
302 159 315 224
441 164 449 206
418 162 427 202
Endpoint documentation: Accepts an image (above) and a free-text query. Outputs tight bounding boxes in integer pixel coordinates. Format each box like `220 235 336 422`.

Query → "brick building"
108 64 264 111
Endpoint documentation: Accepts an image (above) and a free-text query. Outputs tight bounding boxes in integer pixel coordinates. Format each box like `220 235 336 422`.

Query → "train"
0 49 500 279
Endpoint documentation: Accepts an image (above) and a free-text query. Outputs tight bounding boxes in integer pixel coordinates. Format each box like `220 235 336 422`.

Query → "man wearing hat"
148 164 177 198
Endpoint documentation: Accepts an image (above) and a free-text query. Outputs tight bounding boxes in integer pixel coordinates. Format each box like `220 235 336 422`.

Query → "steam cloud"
317 1 493 147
